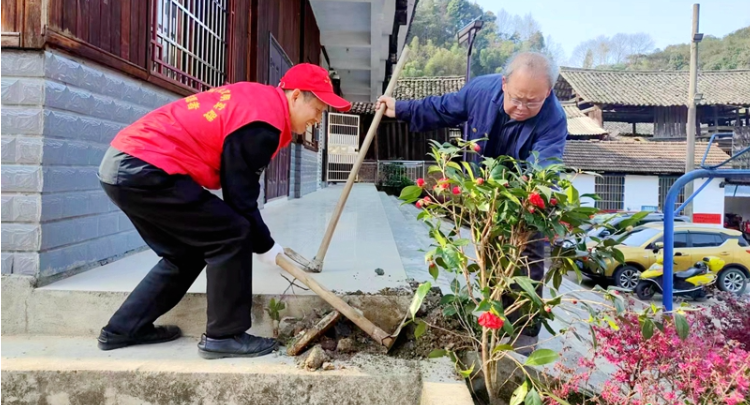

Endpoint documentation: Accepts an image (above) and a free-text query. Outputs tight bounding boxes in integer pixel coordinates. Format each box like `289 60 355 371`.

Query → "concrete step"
1 275 411 339
0 335 474 405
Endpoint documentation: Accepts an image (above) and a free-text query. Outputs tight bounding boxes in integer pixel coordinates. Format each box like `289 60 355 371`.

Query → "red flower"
550 198 558 206
416 200 423 209
521 175 529 182
416 178 425 188
528 206 536 213
572 299 578 305
452 186 461 195
503 182 510 188
560 220 571 229
423 196 432 203
473 143 481 152
478 312 504 330
529 192 546 209
476 177 485 185
545 306 552 313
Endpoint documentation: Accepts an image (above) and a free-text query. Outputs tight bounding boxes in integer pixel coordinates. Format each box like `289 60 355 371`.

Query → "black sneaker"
97 325 182 351
197 333 279 360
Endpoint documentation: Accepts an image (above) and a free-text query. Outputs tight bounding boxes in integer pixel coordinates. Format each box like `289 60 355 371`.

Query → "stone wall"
1 50 178 280
290 144 320 199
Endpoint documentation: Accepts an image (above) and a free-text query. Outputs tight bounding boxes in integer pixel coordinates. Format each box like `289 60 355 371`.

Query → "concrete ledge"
1 276 411 338
1 336 473 405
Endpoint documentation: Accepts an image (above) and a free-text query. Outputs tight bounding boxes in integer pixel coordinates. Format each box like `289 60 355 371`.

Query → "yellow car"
578 222 750 294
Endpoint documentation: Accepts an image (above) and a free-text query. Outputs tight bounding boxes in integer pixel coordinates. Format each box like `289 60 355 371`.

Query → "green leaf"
641 318 655 340
536 185 553 200
514 277 543 307
409 282 432 320
450 279 460 294
467 263 480 273
414 320 427 339
492 344 514 354
603 315 620 331
458 363 474 378
476 300 491 313
428 165 442 174
525 389 542 405
429 264 439 281
501 315 514 335
428 349 447 358
525 349 559 366
589 324 598 350
417 210 430 220
443 246 462 270
453 238 470 247
446 161 462 172
510 381 530 405
443 306 457 317
490 164 506 181
675 312 690 340
566 186 579 203
654 321 665 333
399 185 423 202
439 294 455 305
614 297 625 315
612 248 625 263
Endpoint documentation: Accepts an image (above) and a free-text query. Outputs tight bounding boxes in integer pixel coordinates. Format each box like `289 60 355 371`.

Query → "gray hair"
502 52 559 89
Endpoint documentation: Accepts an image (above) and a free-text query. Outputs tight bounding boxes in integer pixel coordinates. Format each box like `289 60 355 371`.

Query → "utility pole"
684 3 702 219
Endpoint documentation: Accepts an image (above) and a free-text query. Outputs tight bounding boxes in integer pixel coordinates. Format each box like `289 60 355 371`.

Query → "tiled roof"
563 140 730 173
557 68 750 107
562 103 607 136
348 76 466 115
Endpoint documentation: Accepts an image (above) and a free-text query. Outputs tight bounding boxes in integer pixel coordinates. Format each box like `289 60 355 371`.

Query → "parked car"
558 212 690 248
577 222 750 294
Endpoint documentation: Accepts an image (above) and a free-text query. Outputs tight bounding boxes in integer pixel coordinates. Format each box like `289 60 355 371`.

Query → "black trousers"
502 233 545 337
101 167 255 338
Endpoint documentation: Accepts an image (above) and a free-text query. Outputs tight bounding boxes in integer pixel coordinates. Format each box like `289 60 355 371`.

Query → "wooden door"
264 34 293 201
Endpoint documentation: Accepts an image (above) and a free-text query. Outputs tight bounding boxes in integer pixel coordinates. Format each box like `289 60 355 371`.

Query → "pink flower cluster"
548 310 750 405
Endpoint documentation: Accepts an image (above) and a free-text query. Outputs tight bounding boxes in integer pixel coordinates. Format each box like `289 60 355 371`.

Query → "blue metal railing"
662 133 750 311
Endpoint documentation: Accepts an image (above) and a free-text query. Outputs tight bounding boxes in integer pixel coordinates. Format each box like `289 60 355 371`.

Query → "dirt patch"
286 285 472 362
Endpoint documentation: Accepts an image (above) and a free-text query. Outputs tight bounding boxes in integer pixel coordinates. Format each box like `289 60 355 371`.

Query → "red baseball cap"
279 63 352 112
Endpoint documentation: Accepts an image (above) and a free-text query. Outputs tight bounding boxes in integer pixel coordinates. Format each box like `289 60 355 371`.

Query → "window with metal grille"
151 0 229 91
658 176 686 215
594 175 625 211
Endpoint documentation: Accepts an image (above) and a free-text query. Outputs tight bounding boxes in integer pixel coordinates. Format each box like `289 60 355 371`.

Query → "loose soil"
285 284 473 363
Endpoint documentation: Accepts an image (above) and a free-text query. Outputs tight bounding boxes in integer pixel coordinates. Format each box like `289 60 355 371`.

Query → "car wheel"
613 265 641 290
718 268 747 295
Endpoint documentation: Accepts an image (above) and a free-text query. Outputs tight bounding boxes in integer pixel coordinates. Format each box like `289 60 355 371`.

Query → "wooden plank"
88 0 100 48
99 0 111 53
47 0 63 30
1 32 21 47
129 0 141 67
78 0 89 43
62 0 76 34
2 0 18 32
120 0 130 60
287 310 341 356
111 0 121 56
22 0 45 48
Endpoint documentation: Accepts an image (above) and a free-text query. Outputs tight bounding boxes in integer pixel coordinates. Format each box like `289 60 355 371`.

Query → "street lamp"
457 17 483 159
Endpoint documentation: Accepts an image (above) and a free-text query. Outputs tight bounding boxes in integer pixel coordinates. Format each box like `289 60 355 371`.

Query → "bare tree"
628 32 656 55
494 8 514 38
543 34 567 65
610 33 631 64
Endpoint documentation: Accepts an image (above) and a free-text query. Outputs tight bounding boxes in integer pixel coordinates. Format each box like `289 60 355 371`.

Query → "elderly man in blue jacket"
377 51 568 354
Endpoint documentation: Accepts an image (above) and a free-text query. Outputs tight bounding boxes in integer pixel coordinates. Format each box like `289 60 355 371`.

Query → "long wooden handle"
312 46 412 269
276 254 394 347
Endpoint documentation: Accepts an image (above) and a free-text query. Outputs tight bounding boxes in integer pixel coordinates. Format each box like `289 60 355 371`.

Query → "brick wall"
1 50 178 279
289 143 320 199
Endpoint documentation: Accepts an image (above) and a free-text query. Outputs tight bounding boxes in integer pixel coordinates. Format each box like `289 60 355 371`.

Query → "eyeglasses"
509 97 544 109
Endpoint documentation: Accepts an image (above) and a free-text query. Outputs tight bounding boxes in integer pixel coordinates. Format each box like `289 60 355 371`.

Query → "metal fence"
151 0 229 91
376 160 426 185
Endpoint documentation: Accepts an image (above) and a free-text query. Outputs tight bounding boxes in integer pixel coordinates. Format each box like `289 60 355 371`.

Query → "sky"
473 0 750 59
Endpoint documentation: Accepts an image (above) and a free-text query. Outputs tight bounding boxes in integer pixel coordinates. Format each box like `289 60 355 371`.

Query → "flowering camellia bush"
398 139 637 403
551 299 750 405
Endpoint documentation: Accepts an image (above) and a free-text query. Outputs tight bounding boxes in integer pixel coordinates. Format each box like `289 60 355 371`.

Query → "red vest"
111 82 292 189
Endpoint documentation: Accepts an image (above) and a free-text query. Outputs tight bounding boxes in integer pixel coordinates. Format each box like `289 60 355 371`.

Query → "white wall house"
563 140 731 224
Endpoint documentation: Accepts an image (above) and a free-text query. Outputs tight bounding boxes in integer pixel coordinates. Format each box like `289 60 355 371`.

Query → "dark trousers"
101 168 255 338
502 233 545 337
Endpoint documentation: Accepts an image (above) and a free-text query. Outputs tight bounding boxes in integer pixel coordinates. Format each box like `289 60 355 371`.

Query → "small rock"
375 268 385 276
323 362 335 371
336 337 356 353
304 345 329 370
321 337 337 352
278 317 298 339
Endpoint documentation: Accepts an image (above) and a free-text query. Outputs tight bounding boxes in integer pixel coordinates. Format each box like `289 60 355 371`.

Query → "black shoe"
97 325 182 351
197 333 279 360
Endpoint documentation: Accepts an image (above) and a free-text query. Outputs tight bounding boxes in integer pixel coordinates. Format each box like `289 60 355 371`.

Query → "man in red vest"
96 64 351 359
